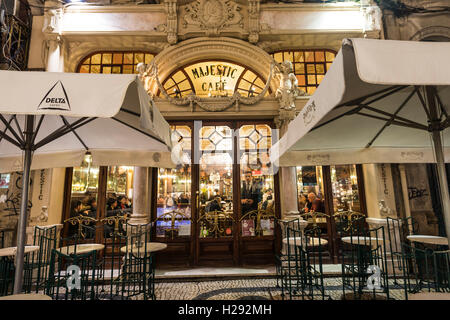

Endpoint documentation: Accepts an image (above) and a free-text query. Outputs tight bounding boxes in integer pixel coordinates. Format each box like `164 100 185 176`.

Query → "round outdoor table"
0 293 52 300
120 242 167 254
282 237 328 247
0 246 40 257
407 235 448 246
56 243 105 255
341 236 385 246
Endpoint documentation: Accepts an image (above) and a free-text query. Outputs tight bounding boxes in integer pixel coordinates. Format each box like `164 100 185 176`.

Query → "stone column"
43 4 64 73
275 109 299 219
128 167 150 225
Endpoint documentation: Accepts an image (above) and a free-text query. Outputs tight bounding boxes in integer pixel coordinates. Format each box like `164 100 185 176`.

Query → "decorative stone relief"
275 60 306 111
157 0 178 45
182 0 244 36
248 0 260 43
43 8 63 34
361 4 382 37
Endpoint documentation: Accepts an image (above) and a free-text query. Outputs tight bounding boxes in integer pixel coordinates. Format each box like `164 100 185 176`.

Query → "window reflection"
331 165 360 213
239 125 275 237
69 166 100 239
104 166 134 238
297 166 325 214
198 126 234 238
156 126 192 238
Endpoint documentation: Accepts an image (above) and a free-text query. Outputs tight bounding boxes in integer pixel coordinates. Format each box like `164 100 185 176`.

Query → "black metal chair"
341 224 390 300
45 248 99 300
28 225 59 293
275 217 301 295
279 224 330 300
399 243 450 299
112 222 155 300
0 255 14 296
386 216 418 286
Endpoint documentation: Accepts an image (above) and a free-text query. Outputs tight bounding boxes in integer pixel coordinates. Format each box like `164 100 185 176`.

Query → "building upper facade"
27 0 384 119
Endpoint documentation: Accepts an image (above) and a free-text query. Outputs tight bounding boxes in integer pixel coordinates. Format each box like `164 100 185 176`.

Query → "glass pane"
240 150 275 237
79 65 90 73
102 66 111 74
113 53 123 64
273 52 283 63
102 53 112 64
307 86 316 95
91 54 101 64
103 166 134 238
124 53 133 64
156 126 192 239
297 166 325 213
315 51 325 61
69 166 100 239
123 65 133 74
295 63 305 74
112 66 121 74
198 125 233 238
90 65 100 74
316 64 325 74
331 165 360 213
326 51 335 62
144 54 154 64
134 53 144 64
294 51 304 62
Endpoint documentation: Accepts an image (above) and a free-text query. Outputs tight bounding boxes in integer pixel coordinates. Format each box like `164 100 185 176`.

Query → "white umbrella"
270 38 450 245
0 70 174 293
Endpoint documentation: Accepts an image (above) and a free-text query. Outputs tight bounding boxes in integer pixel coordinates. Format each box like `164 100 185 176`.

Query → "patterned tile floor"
152 278 410 300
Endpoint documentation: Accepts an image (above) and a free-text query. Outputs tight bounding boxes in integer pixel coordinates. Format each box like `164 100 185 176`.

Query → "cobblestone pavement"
149 277 409 300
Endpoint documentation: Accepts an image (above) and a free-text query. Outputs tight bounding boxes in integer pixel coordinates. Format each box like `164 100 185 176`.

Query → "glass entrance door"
153 120 279 267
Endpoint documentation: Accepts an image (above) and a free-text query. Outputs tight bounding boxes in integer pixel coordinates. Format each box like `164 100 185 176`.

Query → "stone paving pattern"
149 277 409 300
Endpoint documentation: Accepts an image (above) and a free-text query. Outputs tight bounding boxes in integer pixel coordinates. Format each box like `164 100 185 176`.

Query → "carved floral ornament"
183 0 244 35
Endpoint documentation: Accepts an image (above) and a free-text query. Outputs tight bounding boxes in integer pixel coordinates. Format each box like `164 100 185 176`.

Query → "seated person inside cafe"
241 171 262 214
303 192 325 213
69 199 96 239
206 196 222 213
104 196 131 237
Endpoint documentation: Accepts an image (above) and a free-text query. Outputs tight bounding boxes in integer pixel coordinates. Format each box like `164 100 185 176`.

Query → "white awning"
270 38 450 166
0 71 174 172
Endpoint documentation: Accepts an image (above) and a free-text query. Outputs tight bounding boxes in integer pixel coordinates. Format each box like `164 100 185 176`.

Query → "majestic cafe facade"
0 0 447 268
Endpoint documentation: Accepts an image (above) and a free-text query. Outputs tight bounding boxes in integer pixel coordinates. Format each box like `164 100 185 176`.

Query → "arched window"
77 52 155 74
159 61 270 98
272 49 336 95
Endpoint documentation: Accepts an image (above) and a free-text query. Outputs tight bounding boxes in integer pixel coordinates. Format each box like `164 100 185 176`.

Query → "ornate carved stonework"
248 0 260 43
275 60 306 111
182 0 244 36
43 8 63 34
157 0 178 44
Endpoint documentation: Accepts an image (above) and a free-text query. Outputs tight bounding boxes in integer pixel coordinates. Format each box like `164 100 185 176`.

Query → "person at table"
206 196 222 213
178 193 190 204
241 171 261 214
83 198 98 239
304 192 325 213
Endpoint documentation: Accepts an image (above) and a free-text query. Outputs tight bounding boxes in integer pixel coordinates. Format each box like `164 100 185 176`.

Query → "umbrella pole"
426 86 450 246
13 115 34 294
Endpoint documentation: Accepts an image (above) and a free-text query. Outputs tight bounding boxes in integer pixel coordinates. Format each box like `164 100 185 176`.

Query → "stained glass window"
272 49 336 95
159 61 269 98
77 52 155 74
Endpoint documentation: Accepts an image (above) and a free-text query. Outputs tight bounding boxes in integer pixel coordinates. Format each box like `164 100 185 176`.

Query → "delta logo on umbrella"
38 81 71 111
